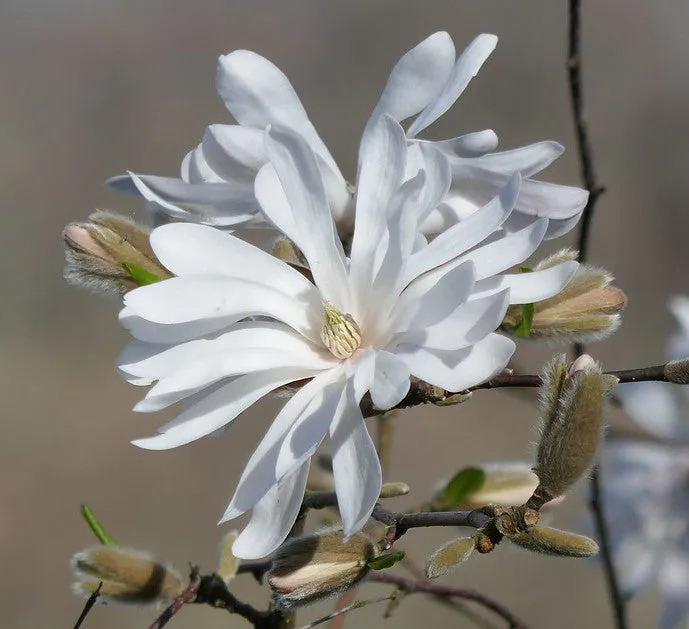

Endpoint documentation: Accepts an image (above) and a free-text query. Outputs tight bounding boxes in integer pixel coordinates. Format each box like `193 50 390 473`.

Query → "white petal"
459 218 548 281
471 260 579 305
396 290 510 351
465 141 564 178
223 369 344 519
124 276 321 341
370 351 411 410
230 462 310 559
370 31 456 123
263 127 350 307
407 34 497 137
201 124 266 182
150 223 316 297
132 367 312 449
402 173 520 285
216 50 340 177
398 333 515 391
430 129 499 157
330 400 382 536
659 548 689 629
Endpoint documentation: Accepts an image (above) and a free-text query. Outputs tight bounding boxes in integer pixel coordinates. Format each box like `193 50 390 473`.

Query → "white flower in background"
604 296 689 629
108 32 586 240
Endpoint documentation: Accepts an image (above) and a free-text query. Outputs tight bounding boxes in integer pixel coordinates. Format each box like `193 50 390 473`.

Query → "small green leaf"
81 504 117 545
515 302 535 338
367 551 405 571
519 266 533 274
122 262 162 286
443 467 486 506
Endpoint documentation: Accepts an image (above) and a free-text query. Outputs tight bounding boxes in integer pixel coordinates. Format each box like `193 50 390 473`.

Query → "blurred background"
2 0 688 627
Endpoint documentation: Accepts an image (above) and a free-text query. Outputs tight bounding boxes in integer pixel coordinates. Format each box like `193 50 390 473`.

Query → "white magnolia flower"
604 296 689 629
117 116 578 559
109 32 586 240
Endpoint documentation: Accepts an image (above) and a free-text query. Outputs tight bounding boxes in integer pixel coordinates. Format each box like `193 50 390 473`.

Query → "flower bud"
531 354 617 507
664 358 689 385
71 546 185 604
267 529 375 608
378 482 411 499
425 535 476 579
63 210 169 295
456 462 539 508
217 531 239 586
506 525 599 558
501 249 626 344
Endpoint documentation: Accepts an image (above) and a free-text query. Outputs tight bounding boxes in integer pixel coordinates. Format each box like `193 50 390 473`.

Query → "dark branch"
566 1 627 627
148 568 201 629
73 582 102 629
194 573 272 628
368 573 530 629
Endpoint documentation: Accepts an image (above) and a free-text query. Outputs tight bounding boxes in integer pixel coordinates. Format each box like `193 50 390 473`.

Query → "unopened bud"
506 525 599 558
501 249 626 344
71 546 185 604
217 531 240 586
63 210 170 295
531 354 617 507
456 462 539 508
425 535 476 579
268 529 375 608
379 482 411 499
664 359 689 385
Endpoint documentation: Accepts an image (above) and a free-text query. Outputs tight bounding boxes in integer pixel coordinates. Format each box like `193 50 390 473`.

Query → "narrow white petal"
216 50 341 177
471 260 579 304
229 463 311 559
132 367 313 450
398 333 515 391
224 369 344 519
403 174 520 285
370 351 411 410
396 290 510 351
465 141 564 178
201 125 266 182
330 401 382 536
150 223 316 298
430 129 499 157
124 276 321 341
370 31 456 123
264 127 350 307
407 34 497 137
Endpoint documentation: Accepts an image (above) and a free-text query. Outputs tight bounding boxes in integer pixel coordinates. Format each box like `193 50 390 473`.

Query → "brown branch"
73 582 102 629
148 568 201 629
566 1 626 627
194 573 272 628
368 573 529 629
296 594 397 629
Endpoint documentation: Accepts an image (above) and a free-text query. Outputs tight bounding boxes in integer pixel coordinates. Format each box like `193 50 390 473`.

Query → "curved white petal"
150 223 316 296
223 368 344 519
407 34 497 137
370 31 456 123
403 173 520 285
216 50 340 178
230 462 311 559
398 333 515 391
430 129 499 158
466 141 564 178
370 350 411 410
471 260 579 305
263 126 350 308
124 276 321 341
396 290 510 351
132 367 312 450
330 400 382 536
201 124 266 182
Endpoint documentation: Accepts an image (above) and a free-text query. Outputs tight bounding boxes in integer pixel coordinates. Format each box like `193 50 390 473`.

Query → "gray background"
2 1 686 627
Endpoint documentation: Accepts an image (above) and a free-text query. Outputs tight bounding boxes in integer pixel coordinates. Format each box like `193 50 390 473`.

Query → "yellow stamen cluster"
320 303 362 359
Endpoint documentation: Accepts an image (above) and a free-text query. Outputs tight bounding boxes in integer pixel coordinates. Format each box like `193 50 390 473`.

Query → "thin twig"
194 573 272 627
148 568 201 629
73 582 102 629
297 594 397 629
368 573 529 629
566 1 627 628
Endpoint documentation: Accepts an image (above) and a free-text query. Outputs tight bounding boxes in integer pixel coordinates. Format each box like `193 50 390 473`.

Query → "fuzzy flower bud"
321 303 362 359
425 535 477 579
664 358 689 385
268 529 375 608
216 531 240 586
63 210 170 295
71 546 185 604
507 525 599 558
530 354 617 507
501 249 626 344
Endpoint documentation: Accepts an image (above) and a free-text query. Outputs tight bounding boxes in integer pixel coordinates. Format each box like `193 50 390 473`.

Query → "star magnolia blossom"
604 296 689 629
109 32 586 240
118 116 578 559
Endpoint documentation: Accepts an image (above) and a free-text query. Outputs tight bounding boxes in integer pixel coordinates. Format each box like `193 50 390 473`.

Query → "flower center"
320 303 362 359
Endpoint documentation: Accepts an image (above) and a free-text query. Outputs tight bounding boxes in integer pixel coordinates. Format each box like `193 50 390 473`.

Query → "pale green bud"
268 529 375 608
71 546 185 604
378 482 411 499
216 531 240 586
425 536 476 579
321 303 362 359
507 525 599 558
